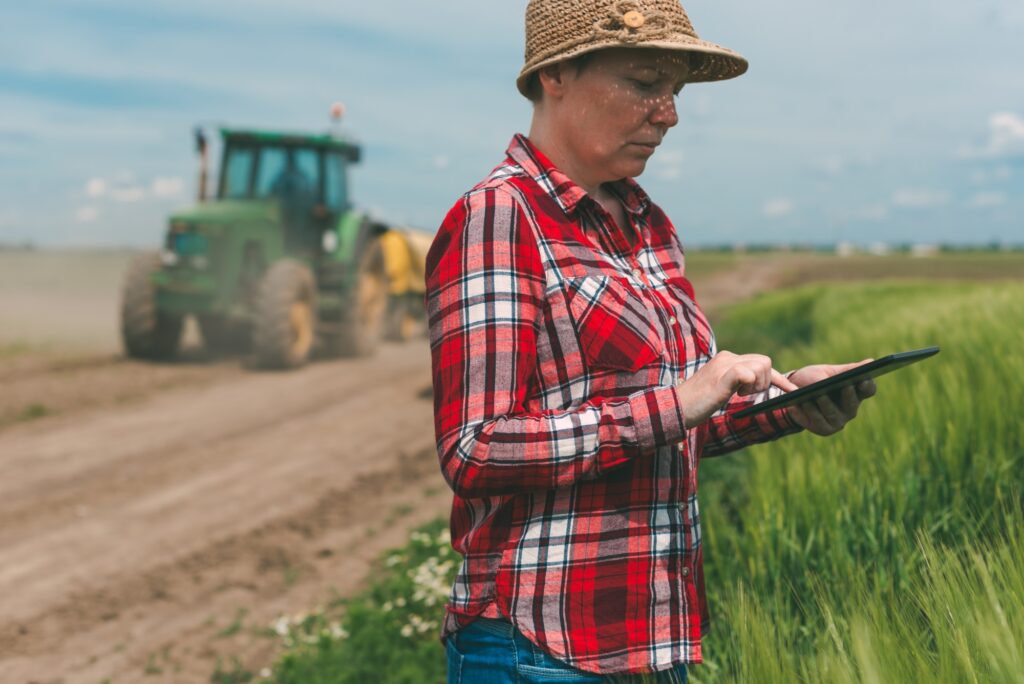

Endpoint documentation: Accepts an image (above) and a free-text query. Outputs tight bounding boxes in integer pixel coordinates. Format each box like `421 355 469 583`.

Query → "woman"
425 1 875 681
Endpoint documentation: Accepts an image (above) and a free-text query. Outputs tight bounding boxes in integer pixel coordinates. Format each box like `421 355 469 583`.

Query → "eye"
631 78 657 91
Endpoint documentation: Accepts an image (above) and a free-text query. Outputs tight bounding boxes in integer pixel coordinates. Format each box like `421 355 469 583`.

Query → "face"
541 48 690 184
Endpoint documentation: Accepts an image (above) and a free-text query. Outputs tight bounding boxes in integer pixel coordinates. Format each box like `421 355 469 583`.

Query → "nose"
649 93 679 130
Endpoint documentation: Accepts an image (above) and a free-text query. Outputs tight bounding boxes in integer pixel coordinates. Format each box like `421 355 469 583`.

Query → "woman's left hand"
784 361 877 436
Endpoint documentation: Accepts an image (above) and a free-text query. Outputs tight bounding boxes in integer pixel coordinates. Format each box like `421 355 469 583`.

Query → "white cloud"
151 176 185 198
109 185 146 202
988 112 1024 155
891 188 950 209
967 191 1006 208
761 198 794 218
817 156 846 177
85 177 107 198
969 165 1012 185
75 206 98 223
959 112 1024 159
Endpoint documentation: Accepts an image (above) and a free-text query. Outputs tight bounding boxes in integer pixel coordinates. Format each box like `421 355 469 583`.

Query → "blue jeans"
445 617 688 683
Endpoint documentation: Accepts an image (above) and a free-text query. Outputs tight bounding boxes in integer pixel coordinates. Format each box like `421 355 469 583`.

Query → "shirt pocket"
659 276 714 358
560 275 663 373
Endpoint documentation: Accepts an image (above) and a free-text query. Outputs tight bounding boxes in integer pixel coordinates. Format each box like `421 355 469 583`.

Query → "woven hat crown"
518 0 748 97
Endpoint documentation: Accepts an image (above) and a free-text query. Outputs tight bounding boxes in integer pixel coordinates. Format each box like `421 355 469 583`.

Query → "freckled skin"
528 48 689 197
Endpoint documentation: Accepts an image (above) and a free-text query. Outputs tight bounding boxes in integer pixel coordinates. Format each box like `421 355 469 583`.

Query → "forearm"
435 384 685 498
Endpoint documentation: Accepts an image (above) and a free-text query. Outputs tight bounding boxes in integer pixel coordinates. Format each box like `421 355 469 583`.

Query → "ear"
536 62 572 100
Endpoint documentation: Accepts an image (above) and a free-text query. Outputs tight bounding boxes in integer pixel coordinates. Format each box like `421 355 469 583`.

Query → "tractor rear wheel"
327 237 388 357
252 259 317 369
121 253 182 360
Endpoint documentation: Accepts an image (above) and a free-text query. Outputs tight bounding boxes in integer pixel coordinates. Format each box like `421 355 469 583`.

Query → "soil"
6 248 994 682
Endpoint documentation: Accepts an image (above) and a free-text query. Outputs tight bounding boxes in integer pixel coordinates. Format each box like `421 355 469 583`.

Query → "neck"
528 111 605 198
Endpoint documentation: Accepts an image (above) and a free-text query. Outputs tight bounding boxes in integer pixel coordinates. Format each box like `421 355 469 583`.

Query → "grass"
17 403 50 422
260 279 1023 683
264 522 457 684
694 281 1024 682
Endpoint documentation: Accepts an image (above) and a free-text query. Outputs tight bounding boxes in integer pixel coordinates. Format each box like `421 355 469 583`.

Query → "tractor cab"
216 129 361 256
123 118 425 370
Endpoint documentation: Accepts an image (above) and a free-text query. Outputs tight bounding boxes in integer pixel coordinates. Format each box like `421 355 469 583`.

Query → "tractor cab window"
255 146 321 201
223 147 256 199
324 152 348 213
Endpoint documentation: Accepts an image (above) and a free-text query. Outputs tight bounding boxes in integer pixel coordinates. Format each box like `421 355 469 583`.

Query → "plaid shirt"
426 134 801 675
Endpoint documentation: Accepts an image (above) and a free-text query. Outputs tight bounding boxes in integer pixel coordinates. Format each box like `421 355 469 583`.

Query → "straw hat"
518 0 748 97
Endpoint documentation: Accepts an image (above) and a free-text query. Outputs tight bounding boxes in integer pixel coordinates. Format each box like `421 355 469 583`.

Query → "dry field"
0 248 1020 682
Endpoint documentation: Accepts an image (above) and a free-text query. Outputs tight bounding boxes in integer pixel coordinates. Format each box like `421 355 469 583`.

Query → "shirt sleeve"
426 187 687 499
701 382 804 458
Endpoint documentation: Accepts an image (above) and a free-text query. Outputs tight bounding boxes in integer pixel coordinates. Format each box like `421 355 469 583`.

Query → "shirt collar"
505 133 652 219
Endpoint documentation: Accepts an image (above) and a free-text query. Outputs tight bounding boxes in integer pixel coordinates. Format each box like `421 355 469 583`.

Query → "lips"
630 142 659 154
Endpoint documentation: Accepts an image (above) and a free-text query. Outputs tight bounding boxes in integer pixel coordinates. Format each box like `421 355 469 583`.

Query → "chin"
617 159 649 180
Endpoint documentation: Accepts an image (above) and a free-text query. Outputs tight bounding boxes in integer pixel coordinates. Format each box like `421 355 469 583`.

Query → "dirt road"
7 248 980 683
0 341 450 683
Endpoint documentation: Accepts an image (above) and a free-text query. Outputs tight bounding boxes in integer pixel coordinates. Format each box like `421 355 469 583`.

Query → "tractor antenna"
330 102 346 137
194 126 209 202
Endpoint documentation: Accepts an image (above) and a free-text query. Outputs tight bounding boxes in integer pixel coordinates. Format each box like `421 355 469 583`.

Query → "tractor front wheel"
252 259 317 369
121 253 183 360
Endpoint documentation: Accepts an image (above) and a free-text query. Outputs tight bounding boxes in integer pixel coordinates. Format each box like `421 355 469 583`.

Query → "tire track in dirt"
0 341 448 683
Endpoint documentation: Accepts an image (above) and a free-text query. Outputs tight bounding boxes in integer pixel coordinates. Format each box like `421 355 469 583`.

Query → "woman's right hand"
675 351 797 428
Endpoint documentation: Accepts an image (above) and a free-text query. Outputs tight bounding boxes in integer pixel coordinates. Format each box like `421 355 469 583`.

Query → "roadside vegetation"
259 278 1022 682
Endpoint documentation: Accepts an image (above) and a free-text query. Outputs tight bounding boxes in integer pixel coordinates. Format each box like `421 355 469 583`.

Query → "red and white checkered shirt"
426 134 800 675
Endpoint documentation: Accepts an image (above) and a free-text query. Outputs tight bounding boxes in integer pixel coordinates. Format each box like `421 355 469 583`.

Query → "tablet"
733 346 940 419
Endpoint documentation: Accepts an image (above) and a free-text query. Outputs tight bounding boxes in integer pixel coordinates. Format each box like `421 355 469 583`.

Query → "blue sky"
1 0 1021 247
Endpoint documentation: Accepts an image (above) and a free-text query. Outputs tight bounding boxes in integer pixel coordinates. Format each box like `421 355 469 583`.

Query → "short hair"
524 52 595 103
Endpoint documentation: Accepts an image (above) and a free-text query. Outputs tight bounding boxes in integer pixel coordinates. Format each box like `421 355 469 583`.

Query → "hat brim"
516 37 749 98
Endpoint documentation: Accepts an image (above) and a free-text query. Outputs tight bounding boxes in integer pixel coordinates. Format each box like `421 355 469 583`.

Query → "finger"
815 394 846 431
771 369 799 392
787 403 810 429
728 364 758 395
755 362 772 394
856 379 877 399
796 400 832 434
839 384 860 418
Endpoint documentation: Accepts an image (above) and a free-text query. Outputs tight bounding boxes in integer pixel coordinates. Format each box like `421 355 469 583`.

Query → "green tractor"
121 123 415 368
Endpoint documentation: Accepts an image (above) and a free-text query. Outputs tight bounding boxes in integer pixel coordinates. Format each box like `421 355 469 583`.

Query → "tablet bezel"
732 346 940 420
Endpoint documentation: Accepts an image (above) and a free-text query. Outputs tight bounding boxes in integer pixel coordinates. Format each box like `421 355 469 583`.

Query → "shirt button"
631 268 642 279
681 566 691 578
668 316 677 325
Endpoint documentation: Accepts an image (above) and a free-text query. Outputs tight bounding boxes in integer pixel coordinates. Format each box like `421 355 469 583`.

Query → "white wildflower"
272 615 291 637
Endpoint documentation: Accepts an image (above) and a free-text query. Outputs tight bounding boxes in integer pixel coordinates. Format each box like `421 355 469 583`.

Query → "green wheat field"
264 277 1024 683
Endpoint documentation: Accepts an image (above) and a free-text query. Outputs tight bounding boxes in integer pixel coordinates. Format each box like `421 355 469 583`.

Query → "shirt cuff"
754 382 802 435
628 384 687 454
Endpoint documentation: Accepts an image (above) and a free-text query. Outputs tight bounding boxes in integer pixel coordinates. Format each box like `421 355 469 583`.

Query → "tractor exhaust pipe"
194 127 209 202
